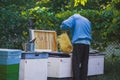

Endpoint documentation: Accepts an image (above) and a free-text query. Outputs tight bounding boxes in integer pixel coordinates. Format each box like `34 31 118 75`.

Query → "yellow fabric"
57 32 73 54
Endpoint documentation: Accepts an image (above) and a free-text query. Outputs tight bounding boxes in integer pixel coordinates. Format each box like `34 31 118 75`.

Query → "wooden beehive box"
30 29 58 52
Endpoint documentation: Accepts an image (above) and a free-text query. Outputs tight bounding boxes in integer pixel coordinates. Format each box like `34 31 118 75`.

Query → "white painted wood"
47 55 104 78
47 57 72 78
19 59 48 80
88 56 104 76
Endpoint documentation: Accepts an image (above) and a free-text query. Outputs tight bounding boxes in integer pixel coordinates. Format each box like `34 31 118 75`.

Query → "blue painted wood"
0 49 22 65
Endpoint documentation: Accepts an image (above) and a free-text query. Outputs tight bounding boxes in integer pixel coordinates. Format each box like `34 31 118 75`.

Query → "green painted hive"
0 49 22 80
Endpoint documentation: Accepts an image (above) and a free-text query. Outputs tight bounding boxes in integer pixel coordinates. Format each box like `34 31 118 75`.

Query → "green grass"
88 73 120 80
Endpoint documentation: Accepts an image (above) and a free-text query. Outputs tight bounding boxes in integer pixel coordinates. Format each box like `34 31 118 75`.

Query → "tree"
0 0 119 49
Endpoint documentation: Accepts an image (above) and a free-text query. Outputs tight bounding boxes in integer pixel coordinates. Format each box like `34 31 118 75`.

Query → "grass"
88 73 120 80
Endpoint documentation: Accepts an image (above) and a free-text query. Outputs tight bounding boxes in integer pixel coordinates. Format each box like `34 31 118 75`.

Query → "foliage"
0 5 28 49
0 0 120 50
0 0 39 49
74 0 87 6
0 1 120 80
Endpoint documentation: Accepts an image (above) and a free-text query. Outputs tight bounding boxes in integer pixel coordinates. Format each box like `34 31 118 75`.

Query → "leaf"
21 11 26 15
74 0 87 7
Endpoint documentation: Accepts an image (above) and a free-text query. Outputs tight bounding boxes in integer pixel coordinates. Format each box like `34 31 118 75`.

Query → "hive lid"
0 49 22 56
30 29 58 52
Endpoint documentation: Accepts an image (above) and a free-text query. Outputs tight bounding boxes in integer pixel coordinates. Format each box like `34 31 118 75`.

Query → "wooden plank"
30 30 58 51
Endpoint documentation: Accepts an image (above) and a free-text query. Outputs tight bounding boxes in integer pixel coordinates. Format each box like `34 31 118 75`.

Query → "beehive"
0 49 22 80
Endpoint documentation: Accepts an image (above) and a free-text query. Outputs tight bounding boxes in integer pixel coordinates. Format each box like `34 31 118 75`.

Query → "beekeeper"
60 14 92 80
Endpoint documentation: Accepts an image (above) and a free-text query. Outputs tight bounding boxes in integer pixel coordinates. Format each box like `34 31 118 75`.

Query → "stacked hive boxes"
0 49 22 80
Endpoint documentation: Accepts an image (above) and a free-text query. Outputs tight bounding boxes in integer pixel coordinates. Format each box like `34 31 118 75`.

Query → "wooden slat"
31 30 57 51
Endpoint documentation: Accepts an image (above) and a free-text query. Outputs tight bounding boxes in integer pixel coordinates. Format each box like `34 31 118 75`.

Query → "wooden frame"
30 29 58 52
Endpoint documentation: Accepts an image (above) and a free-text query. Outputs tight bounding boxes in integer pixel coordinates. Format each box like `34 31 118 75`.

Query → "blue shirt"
60 14 92 45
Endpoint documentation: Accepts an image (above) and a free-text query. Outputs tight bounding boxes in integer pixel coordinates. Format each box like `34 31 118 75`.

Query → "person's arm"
60 15 74 30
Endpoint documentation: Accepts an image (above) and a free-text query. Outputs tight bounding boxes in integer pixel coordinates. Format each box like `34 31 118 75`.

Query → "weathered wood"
30 30 58 51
